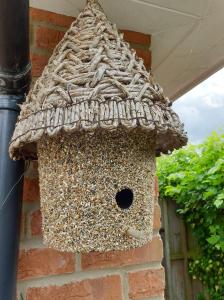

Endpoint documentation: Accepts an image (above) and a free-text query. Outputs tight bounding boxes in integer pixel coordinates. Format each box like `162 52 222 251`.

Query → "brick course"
30 8 75 28
35 26 65 50
81 236 163 270
30 209 42 237
121 30 151 45
18 248 75 280
26 275 122 300
23 177 40 203
128 268 165 299
30 53 49 77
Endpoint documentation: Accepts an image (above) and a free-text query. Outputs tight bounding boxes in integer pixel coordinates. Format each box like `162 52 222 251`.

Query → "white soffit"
30 0 224 100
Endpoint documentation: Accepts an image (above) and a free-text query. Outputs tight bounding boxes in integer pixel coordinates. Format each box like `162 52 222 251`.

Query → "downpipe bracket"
0 63 31 95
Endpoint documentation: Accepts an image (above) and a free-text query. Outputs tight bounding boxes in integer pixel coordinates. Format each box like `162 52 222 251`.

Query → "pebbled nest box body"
9 0 187 252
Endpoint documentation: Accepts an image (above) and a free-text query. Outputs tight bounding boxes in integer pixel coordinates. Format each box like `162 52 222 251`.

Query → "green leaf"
214 199 224 208
214 194 224 208
207 235 220 245
167 172 185 182
164 185 182 196
203 188 217 200
207 159 224 175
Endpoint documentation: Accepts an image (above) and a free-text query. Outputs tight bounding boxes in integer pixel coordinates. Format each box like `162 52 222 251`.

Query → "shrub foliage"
157 132 224 299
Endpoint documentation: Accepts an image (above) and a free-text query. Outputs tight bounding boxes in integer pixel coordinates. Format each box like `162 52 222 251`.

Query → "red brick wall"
17 8 164 300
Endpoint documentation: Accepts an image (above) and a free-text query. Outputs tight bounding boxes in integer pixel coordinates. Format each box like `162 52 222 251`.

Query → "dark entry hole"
115 188 133 209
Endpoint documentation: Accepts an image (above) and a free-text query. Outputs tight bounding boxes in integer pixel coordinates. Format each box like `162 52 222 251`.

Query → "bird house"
9 0 187 252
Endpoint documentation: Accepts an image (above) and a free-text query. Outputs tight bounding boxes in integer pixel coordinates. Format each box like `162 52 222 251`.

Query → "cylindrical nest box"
9 0 187 252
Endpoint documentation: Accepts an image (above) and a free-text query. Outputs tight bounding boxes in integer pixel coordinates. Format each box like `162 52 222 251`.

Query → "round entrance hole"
115 188 133 209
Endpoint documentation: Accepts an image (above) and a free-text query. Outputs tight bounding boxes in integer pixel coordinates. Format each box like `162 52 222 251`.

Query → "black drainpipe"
0 0 31 299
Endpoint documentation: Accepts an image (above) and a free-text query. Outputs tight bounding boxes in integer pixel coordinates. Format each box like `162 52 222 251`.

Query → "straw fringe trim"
9 98 186 158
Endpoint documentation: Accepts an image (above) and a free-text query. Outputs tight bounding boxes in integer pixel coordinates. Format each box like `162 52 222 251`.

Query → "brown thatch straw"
9 0 187 160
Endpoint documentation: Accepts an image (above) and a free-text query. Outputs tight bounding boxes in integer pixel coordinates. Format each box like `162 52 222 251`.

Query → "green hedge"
157 132 224 300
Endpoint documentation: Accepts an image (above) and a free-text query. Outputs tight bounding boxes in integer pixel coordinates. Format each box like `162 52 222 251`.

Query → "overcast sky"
173 68 224 145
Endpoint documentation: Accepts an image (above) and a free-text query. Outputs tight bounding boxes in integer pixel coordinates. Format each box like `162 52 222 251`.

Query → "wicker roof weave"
9 0 187 159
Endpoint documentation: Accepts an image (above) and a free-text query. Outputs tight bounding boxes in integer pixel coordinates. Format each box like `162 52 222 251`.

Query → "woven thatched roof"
9 0 187 159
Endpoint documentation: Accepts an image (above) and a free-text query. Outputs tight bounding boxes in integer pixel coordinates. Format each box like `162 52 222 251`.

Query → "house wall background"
17 8 165 300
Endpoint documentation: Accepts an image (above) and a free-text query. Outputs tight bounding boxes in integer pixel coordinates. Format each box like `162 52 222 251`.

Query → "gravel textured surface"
38 128 156 252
